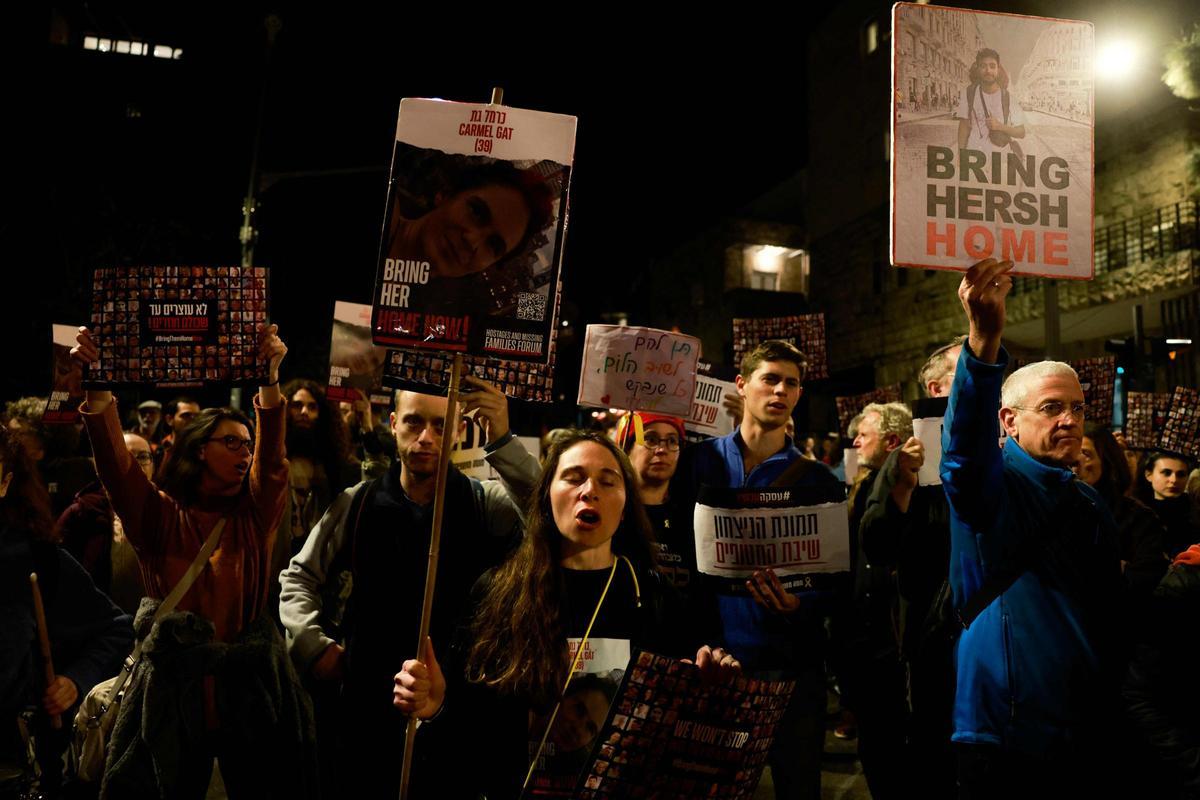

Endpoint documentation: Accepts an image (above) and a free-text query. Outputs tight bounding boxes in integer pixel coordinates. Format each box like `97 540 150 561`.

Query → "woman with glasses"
71 324 318 799
613 412 694 597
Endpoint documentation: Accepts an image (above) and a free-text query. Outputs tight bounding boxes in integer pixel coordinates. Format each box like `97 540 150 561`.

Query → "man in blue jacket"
672 339 842 800
944 259 1121 797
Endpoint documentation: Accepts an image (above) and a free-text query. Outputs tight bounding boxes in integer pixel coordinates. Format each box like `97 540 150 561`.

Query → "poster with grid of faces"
731 314 828 380
1159 387 1200 459
1124 391 1172 450
835 384 904 438
86 266 269 388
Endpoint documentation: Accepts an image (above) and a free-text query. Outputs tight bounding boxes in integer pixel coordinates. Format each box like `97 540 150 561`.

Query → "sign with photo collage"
383 339 558 403
574 650 795 799
731 314 828 380
1124 391 1172 451
834 384 903 438
86 266 269 388
1158 387 1200 460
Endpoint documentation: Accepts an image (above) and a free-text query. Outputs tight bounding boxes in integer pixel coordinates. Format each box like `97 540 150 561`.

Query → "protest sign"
43 325 85 425
526 637 630 797
912 396 949 486
86 266 269 388
891 4 1094 278
574 649 795 799
686 367 738 440
384 334 558 403
450 412 541 480
694 485 850 594
326 301 390 407
370 98 575 362
1159 387 1200 459
578 326 701 417
1124 391 1172 450
835 384 903 438
731 314 828 380
1071 357 1115 422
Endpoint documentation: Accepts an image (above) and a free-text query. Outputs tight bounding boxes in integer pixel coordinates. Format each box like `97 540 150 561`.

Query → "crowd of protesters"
3 259 1200 798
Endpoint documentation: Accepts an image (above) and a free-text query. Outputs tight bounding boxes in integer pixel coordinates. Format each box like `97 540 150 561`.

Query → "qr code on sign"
516 291 546 321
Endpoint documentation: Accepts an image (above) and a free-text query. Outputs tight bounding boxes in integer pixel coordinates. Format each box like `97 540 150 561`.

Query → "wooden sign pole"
30 573 62 730
399 85 504 799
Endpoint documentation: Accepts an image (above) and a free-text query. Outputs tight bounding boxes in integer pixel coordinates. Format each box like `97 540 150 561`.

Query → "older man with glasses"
943 258 1122 799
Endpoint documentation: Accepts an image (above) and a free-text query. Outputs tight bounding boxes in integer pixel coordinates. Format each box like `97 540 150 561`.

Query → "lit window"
83 36 99 50
153 44 173 58
864 20 879 55
98 38 112 52
116 40 130 54
130 42 144 55
173 48 183 60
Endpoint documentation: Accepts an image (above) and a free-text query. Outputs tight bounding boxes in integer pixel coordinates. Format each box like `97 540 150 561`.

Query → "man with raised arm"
943 259 1121 797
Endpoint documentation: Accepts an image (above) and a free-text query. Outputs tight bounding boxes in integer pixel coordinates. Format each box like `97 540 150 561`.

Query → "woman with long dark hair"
395 429 737 798
71 324 317 799
1 426 132 795
1076 424 1169 599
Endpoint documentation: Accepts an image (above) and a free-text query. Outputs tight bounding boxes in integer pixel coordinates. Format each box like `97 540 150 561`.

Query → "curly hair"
464 430 656 706
282 379 353 488
0 427 57 541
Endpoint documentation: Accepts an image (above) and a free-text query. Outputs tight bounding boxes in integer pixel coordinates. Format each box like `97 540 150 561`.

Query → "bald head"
123 432 154 480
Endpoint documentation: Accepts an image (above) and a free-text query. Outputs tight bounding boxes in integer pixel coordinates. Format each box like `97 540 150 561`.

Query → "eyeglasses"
640 434 681 452
206 435 254 452
132 452 154 464
1012 401 1087 420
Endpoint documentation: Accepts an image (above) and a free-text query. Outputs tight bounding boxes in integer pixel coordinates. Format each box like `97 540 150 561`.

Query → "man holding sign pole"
672 340 842 800
945 259 1121 797
278 377 538 797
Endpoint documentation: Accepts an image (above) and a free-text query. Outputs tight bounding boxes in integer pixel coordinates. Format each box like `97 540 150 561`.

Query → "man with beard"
152 395 201 472
269 380 360 611
956 48 1026 154
278 378 538 797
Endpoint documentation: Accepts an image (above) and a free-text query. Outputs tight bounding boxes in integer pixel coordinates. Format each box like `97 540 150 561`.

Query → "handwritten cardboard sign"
577 325 701 417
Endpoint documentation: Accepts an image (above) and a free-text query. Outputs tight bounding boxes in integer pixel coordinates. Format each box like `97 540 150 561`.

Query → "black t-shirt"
526 564 642 798
645 503 695 600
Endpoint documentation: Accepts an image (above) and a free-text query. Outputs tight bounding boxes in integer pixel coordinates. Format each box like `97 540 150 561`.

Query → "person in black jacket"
1124 543 1200 799
0 426 133 796
1076 425 1169 603
394 430 737 799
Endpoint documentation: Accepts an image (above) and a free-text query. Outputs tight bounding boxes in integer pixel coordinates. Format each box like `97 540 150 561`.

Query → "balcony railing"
1010 199 1198 295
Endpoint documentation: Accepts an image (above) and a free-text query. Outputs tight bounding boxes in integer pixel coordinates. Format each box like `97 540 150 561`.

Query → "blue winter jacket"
942 345 1121 754
672 430 842 672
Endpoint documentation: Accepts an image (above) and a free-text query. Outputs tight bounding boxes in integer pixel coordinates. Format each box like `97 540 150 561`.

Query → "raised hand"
958 259 1013 364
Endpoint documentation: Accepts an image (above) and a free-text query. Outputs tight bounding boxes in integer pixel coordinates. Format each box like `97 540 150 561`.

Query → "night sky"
14 3 1196 418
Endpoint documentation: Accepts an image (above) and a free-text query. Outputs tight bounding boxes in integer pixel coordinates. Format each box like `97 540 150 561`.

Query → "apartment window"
863 20 880 55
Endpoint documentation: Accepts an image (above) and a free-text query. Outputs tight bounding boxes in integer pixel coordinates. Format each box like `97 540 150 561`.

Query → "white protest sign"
913 416 944 486
686 373 737 439
577 325 701 417
694 487 850 592
890 3 1094 278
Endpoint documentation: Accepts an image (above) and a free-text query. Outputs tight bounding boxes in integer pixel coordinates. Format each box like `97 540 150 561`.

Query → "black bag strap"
768 453 820 488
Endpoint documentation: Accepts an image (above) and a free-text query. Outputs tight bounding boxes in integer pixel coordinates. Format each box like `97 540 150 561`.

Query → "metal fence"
1010 199 1198 296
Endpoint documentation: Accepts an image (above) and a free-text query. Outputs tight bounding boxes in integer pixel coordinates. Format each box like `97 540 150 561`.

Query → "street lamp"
1096 39 1139 83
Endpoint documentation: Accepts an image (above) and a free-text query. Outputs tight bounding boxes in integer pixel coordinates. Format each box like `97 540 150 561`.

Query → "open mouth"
576 509 601 528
